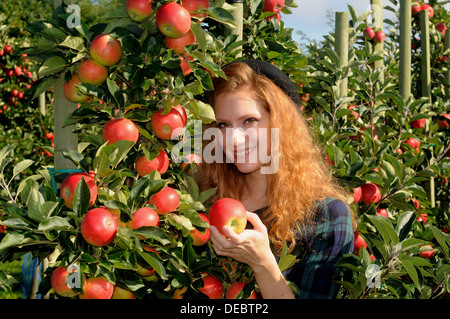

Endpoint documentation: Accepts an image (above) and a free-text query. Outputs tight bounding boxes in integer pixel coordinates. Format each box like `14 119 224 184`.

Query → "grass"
0 259 24 299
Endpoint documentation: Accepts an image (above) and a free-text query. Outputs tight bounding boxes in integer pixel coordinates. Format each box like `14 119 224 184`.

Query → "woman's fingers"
246 212 267 234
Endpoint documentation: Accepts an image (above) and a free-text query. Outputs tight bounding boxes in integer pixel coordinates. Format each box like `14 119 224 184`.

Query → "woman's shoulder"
315 197 352 222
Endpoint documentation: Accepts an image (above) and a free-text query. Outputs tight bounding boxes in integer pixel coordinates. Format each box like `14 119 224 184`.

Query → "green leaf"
395 211 416 241
38 216 73 232
12 160 34 181
190 21 207 52
137 249 167 280
366 214 399 246
430 226 449 259
72 177 91 216
399 256 419 289
39 56 67 77
58 35 85 51
197 187 217 204
106 78 125 108
133 226 171 245
31 77 62 100
0 233 26 250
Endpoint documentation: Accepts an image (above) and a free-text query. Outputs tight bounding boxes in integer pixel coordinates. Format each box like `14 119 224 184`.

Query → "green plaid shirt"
283 198 355 299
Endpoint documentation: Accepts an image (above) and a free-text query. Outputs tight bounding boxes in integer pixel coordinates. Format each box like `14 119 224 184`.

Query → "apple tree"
0 0 304 299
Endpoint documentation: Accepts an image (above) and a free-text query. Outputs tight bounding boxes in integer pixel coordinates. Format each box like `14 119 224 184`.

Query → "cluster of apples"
412 2 434 18
363 27 386 44
0 44 34 113
64 34 123 103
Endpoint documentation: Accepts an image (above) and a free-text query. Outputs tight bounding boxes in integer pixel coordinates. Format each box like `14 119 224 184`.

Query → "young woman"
194 60 356 299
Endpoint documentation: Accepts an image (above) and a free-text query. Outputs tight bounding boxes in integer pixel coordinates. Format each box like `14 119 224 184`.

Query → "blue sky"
282 1 450 46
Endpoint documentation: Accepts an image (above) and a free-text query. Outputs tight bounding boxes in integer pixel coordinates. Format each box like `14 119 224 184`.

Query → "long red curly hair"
194 62 356 250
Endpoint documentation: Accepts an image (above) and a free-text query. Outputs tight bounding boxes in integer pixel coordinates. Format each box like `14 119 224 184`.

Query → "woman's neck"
240 172 268 211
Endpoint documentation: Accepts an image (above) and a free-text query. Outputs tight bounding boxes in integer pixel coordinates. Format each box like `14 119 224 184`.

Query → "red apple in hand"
79 277 114 299
78 59 108 85
209 198 247 236
198 275 224 299
126 0 153 22
151 106 186 140
102 118 140 145
226 282 259 299
189 213 210 246
148 186 180 215
90 34 123 66
64 73 91 103
262 0 285 13
135 149 170 176
80 208 117 246
156 2 191 38
60 172 97 210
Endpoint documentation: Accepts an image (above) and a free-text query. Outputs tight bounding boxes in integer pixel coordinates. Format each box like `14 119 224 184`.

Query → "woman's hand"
210 211 295 299
209 211 273 270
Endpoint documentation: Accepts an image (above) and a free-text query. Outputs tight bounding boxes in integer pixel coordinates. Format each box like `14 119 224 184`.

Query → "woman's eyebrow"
215 113 261 123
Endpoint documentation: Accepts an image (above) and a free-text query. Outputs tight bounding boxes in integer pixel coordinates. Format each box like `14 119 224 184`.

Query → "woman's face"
213 89 272 174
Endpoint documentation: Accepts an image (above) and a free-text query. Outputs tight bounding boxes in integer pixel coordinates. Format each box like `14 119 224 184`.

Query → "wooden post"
53 0 78 170
420 10 436 208
420 10 431 101
225 0 243 58
371 0 384 83
399 0 412 100
335 12 349 99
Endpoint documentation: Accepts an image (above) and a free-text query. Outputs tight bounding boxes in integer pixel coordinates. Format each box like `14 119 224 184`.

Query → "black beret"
225 59 302 107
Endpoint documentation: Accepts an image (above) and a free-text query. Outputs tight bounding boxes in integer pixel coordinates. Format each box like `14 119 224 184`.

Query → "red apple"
354 232 368 253
156 2 191 38
181 0 209 21
102 118 139 145
412 2 421 15
3 44 12 54
112 286 137 299
198 275 224 299
51 266 85 298
79 277 114 299
14 66 22 76
180 153 201 171
363 27 375 40
80 208 117 246
416 213 428 224
421 4 434 18
164 29 196 54
437 114 450 129
373 30 386 43
410 118 426 128
180 54 193 76
60 172 97 210
226 282 259 299
64 73 91 103
403 137 421 152
436 23 447 35
352 186 362 203
189 213 210 246
151 106 186 140
348 104 360 120
411 198 420 209
360 183 381 204
126 0 153 22
135 149 170 176
78 59 108 85
148 186 180 215
209 198 247 236
262 0 285 13
376 208 388 218
419 245 434 258
128 207 160 231
173 286 188 299
90 34 123 66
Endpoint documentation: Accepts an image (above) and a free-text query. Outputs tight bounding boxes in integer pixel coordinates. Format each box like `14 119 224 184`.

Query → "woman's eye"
245 118 258 125
215 122 228 129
